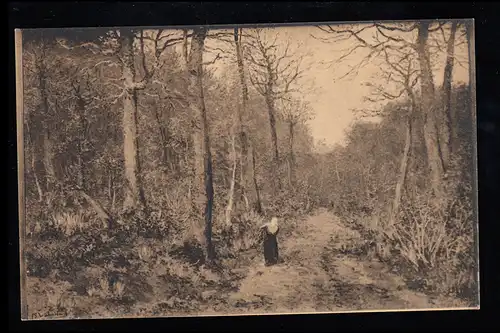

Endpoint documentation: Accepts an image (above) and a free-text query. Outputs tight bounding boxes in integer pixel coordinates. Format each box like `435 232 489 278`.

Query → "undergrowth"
333 175 477 304
24 184 309 319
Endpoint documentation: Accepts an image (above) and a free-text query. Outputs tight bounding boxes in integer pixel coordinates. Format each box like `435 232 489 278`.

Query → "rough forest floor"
198 209 468 315
25 209 469 320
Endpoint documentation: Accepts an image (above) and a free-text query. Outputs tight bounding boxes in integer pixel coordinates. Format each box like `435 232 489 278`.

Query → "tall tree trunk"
288 121 296 187
152 103 177 173
234 28 250 210
263 58 281 192
234 28 262 213
184 31 204 203
187 27 215 262
120 29 147 212
416 22 445 195
165 103 180 172
333 152 341 183
265 92 280 166
388 103 414 234
225 132 237 227
36 59 56 191
264 91 281 192
251 143 263 214
441 21 459 166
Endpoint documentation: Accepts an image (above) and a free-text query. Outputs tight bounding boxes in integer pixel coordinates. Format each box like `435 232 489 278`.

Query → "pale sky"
183 22 471 148
287 24 471 148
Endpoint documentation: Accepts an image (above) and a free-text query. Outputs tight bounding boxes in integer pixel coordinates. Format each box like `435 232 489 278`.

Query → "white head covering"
267 216 279 234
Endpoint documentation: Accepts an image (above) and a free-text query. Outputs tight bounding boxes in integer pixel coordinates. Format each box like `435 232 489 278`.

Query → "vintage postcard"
15 19 479 320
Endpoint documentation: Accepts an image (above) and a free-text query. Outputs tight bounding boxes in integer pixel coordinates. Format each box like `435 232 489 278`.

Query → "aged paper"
16 20 479 320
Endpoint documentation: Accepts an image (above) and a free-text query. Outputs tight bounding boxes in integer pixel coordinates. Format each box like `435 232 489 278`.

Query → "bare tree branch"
244 29 308 100
315 24 376 46
428 21 448 32
375 25 415 49
56 39 119 56
201 53 224 66
375 22 418 32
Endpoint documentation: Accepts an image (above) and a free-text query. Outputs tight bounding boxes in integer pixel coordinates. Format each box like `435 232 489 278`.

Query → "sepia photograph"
15 19 479 320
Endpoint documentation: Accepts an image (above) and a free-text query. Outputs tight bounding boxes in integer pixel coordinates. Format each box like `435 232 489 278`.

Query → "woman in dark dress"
261 217 280 266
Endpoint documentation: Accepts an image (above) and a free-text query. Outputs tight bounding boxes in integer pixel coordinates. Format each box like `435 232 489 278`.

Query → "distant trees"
314 21 467 198
364 47 420 232
244 28 308 192
277 98 314 188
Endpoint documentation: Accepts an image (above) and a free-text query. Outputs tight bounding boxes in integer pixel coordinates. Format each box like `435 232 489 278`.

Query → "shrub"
388 179 476 298
50 211 86 237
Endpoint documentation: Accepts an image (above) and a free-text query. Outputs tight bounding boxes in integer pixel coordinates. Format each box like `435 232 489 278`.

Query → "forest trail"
204 209 463 315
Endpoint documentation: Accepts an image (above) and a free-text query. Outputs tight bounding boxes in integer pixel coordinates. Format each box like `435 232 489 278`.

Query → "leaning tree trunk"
79 190 113 228
120 29 147 212
416 22 445 196
25 118 44 202
234 27 263 213
441 21 458 167
188 27 215 262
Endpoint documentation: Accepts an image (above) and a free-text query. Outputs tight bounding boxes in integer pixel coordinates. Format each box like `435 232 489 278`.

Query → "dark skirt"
263 230 279 266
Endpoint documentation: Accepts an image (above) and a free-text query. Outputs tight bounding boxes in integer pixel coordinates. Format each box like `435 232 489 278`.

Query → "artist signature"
31 309 67 319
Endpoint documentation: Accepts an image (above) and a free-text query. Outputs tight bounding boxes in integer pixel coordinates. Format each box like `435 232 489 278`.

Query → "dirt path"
206 209 466 315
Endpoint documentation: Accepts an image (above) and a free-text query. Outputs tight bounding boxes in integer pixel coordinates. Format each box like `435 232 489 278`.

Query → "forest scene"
17 19 479 320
